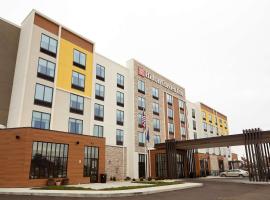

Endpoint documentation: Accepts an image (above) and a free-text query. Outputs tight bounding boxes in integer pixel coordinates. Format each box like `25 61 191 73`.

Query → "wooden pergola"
154 129 270 182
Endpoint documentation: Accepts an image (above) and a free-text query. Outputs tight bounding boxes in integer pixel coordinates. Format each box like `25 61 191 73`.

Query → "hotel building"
0 10 231 187
186 101 231 176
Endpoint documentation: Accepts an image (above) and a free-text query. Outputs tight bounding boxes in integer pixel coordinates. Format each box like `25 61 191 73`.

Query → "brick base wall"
0 128 105 187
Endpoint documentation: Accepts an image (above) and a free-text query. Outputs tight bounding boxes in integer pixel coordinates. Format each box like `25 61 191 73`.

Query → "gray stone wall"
105 145 127 180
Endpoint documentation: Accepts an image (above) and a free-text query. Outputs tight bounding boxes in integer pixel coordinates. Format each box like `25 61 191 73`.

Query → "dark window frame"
34 83 53 108
71 71 85 91
116 129 124 146
116 110 124 126
40 33 58 58
93 125 104 137
117 73 124 89
37 57 55 82
96 64 105 81
31 111 51 130
68 118 83 134
116 91 124 107
73 49 86 69
94 103 104 121
83 146 99 182
70 93 84 115
95 83 105 101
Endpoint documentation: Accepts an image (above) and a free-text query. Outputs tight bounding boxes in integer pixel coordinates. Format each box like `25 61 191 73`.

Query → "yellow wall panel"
56 38 93 97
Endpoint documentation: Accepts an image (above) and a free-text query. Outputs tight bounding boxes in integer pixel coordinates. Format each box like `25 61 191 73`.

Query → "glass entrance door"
138 154 146 178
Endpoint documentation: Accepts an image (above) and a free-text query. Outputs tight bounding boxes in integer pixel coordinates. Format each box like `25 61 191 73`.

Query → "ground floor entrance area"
0 128 105 187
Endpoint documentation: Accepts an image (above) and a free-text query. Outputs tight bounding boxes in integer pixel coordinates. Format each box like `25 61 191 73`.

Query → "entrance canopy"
155 130 270 150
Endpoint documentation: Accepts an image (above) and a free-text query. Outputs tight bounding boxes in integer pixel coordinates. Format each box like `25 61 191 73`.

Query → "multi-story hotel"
0 10 232 187
186 101 231 176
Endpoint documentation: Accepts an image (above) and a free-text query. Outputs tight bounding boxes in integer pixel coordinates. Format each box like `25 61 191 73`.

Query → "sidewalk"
0 182 203 198
197 176 270 185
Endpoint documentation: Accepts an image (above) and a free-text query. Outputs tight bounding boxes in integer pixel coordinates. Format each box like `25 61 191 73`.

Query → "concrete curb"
0 183 203 198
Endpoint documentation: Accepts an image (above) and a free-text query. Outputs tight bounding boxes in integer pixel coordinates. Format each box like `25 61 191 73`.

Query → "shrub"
139 177 144 181
61 178 69 185
147 177 152 181
132 178 136 181
110 176 113 181
112 176 116 181
47 178 55 186
124 176 131 181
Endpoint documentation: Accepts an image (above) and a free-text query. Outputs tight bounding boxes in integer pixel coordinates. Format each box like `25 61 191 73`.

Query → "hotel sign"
138 67 184 97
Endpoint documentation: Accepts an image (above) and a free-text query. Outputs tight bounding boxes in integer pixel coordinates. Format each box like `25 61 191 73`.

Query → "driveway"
0 180 269 200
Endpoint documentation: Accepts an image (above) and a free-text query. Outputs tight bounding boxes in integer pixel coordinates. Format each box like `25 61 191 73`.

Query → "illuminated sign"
138 67 184 97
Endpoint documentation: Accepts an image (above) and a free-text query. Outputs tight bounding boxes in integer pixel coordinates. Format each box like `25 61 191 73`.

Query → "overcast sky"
1 0 270 157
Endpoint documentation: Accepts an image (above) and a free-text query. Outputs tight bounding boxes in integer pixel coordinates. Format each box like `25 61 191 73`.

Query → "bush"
61 178 69 185
124 176 131 181
110 176 113 181
147 177 152 181
132 178 136 181
139 177 144 181
112 176 116 181
47 178 55 186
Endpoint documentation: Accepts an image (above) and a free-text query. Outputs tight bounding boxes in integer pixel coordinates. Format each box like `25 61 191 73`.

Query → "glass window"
93 125 103 137
37 58 55 81
168 122 174 134
96 64 105 81
202 112 206 119
84 146 99 179
117 73 124 88
153 118 160 131
203 122 207 131
94 104 104 121
152 102 159 115
181 127 186 135
210 124 214 133
152 87 159 99
116 110 124 125
34 84 53 107
40 34 58 57
156 153 167 178
167 94 173 104
138 80 145 93
116 129 124 145
192 109 196 118
138 96 145 110
72 71 85 90
70 94 84 114
194 132 197 139
209 114 212 122
95 83 105 100
168 108 174 119
30 141 68 179
68 118 83 134
31 111 51 129
193 120 196 130
116 91 124 106
179 100 185 109
180 113 185 123
154 135 161 144
138 113 143 127
73 49 86 68
138 132 145 146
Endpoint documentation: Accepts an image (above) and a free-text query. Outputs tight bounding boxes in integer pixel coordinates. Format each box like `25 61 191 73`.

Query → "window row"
138 132 161 146
94 104 124 126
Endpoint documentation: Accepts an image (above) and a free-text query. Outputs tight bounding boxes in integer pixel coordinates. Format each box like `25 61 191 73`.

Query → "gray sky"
1 0 270 157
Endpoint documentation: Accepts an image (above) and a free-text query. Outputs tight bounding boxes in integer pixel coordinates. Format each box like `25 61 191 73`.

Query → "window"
181 127 186 135
210 124 213 133
116 129 124 145
138 80 145 94
96 64 105 81
180 113 185 123
167 94 173 105
68 118 83 134
138 113 143 128
203 122 207 132
209 114 212 123
37 58 55 81
40 34 58 57
29 141 68 179
116 110 124 125
138 132 145 146
116 91 124 107
117 73 124 89
153 118 160 132
95 83 105 100
70 94 84 114
216 127 219 135
179 100 185 110
34 84 53 107
193 120 196 130
94 104 104 121
192 109 196 118
73 49 86 69
152 102 159 115
168 122 174 134
84 146 99 181
202 112 206 120
93 125 103 137
72 71 85 91
154 135 161 144
156 154 167 178
152 87 159 99
138 96 146 110
32 111 51 129
219 119 223 127
194 132 197 139
168 108 173 120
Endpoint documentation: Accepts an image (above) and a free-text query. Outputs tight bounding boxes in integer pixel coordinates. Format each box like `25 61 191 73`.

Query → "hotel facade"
0 10 232 187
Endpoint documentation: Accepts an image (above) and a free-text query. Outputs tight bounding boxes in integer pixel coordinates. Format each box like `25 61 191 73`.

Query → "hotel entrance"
138 154 146 178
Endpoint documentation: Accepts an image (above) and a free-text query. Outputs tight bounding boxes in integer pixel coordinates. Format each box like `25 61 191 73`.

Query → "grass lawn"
34 180 183 191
